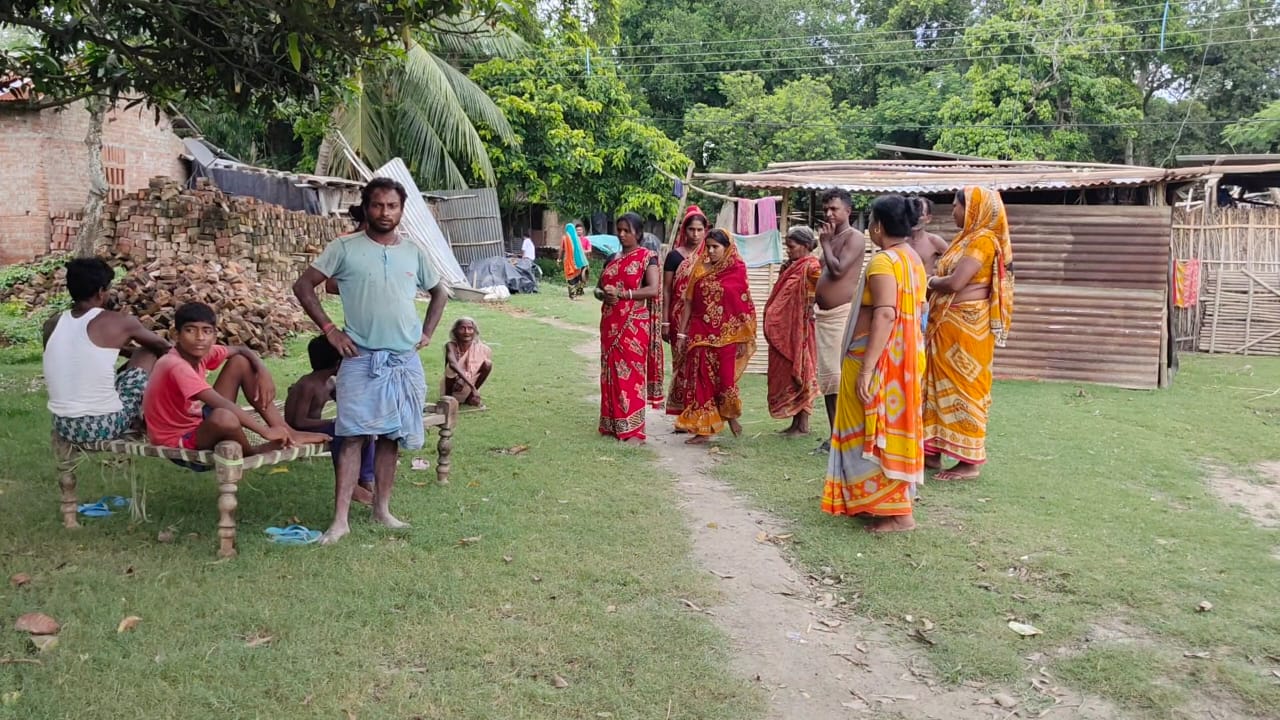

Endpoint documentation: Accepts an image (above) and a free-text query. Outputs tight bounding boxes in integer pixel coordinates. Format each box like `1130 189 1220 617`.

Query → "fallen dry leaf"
2 691 20 705
28 635 58 653
493 445 530 456
552 674 570 689
268 466 289 474
157 529 176 544
992 693 1018 708
605 605 617 613
14 613 59 635
116 616 142 633
411 481 428 487
705 522 718 529
531 575 542 583
755 531 770 543
244 633 274 648
457 536 482 547
411 457 430 471
1197 601 1214 613
908 628 937 646
1008 621 1042 637
1183 651 1212 660
502 555 514 564
9 573 31 588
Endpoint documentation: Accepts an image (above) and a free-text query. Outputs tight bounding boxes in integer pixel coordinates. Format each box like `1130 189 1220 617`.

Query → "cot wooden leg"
52 432 80 529
214 441 242 559
436 396 458 486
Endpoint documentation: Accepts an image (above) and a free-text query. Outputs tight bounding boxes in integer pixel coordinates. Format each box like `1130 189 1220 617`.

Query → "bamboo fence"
1172 205 1280 355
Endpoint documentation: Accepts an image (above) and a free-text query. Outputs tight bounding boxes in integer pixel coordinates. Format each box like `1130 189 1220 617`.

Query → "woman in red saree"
597 212 661 444
764 225 822 436
664 207 708 418
673 228 757 445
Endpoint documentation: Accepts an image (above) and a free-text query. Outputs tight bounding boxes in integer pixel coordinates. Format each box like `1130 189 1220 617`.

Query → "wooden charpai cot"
51 397 458 558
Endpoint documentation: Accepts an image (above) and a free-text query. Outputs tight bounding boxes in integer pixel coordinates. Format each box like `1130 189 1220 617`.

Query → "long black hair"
869 194 921 238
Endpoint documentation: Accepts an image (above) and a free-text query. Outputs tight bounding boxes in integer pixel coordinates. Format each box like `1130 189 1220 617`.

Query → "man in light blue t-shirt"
294 178 449 544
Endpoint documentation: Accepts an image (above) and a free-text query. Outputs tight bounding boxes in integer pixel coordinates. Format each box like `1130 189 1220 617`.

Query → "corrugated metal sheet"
429 188 505 269
939 204 1172 389
695 159 1240 195
745 265 780 375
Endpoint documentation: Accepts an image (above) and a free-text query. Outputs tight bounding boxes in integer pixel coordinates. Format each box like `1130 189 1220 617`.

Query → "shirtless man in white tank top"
43 258 171 443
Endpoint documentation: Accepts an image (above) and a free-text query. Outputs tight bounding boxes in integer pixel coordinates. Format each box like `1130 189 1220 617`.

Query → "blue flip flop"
77 496 131 517
264 525 322 546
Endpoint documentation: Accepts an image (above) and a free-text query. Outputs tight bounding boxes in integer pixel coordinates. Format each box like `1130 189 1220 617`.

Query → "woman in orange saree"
923 186 1013 481
597 212 661 444
664 208 708 418
673 228 757 445
764 226 822 436
822 195 927 533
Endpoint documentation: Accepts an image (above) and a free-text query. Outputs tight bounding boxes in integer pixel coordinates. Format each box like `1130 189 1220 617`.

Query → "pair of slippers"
76 496 131 517
264 525 322 545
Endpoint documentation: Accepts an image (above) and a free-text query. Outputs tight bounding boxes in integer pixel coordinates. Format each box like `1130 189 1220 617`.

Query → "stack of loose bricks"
95 177 351 284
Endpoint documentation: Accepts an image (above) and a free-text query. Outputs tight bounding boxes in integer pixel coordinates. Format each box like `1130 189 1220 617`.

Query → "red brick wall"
0 101 187 264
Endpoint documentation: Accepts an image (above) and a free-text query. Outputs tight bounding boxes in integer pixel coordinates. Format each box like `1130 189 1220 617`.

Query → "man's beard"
369 218 399 232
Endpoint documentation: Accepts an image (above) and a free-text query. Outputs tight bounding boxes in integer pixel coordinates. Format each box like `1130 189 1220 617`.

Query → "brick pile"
99 177 352 284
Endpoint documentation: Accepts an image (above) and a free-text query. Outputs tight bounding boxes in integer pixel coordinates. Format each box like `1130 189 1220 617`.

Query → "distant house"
0 98 187 264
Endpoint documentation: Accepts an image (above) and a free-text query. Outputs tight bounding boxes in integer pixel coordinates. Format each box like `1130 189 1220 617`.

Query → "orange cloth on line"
764 254 821 419
673 235 757 437
922 186 1012 466
1174 259 1201 308
822 245 927 518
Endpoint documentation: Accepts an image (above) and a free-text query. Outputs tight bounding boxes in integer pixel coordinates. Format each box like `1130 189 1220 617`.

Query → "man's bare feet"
780 426 809 437
728 419 743 437
685 434 711 445
319 524 350 545
935 462 980 481
866 515 916 533
372 511 410 529
352 484 374 506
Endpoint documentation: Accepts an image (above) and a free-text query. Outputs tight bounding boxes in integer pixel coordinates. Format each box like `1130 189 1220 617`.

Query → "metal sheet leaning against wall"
429 188 505 270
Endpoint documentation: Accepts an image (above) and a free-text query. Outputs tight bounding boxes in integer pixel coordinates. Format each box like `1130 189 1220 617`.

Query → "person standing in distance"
293 178 449 544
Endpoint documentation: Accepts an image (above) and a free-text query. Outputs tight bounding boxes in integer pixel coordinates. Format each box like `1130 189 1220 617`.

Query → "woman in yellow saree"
821 195 927 533
923 186 1013 481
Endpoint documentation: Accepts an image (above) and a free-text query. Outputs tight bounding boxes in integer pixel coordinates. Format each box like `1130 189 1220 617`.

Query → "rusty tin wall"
927 204 1172 389
430 188 505 269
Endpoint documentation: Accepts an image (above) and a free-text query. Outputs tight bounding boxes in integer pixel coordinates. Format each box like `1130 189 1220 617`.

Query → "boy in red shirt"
143 302 329 454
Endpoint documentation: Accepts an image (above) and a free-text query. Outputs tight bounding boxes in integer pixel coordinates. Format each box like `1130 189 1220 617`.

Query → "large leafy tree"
0 0 499 255
682 73 873 173
470 34 689 220
1223 99 1280 153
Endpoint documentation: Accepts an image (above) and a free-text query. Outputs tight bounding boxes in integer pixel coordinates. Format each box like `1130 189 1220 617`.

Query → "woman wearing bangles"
672 228 757 445
596 212 661 444
821 195 927 533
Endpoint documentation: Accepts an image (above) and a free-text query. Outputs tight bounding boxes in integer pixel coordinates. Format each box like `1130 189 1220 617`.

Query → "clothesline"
653 164 740 203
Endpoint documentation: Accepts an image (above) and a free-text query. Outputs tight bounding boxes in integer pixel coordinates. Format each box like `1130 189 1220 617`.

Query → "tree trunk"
1125 135 1135 166
74 95 109 258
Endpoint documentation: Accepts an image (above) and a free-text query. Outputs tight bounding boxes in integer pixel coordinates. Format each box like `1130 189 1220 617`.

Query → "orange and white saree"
822 245 927 518
923 186 1013 466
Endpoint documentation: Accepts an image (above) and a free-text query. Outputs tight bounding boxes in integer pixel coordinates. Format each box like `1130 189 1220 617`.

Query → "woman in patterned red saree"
597 212 661 444
673 228 757 445
664 207 709 419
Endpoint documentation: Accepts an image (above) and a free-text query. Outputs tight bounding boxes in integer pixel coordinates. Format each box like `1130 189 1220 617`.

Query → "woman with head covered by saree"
763 225 822 436
672 228 757 445
663 206 709 419
923 186 1014 481
821 195 927 532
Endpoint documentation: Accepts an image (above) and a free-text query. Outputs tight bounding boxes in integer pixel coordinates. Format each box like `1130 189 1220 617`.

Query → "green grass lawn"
513 288 1280 717
710 357 1280 717
0 296 760 720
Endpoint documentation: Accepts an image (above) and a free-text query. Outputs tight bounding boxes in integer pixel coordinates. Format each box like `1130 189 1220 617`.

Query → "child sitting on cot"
142 302 330 455
285 336 377 505
442 317 492 410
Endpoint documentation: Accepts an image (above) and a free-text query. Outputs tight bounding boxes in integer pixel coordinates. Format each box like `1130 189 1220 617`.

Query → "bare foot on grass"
728 419 743 437
867 516 916 533
935 463 980 481
372 512 410 529
685 434 711 445
319 524 350 545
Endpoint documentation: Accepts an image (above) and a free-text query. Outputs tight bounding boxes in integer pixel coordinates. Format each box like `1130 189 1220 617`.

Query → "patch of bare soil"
1204 462 1280 529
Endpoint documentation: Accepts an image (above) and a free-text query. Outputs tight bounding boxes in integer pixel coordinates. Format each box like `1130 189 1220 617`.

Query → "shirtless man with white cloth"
814 188 866 452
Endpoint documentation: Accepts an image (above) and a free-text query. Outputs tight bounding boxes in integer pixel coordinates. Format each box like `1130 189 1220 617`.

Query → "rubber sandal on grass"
264 525 322 546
